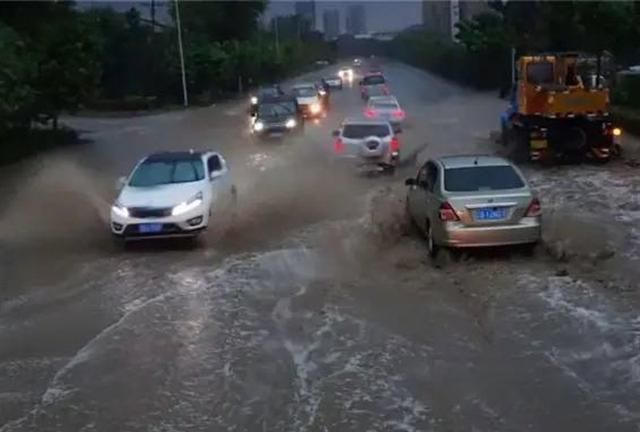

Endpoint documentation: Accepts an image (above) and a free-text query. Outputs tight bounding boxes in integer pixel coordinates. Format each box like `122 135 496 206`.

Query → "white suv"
110 151 236 241
331 118 401 174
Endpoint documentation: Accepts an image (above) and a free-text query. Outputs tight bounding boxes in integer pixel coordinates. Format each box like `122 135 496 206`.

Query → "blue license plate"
475 208 506 220
139 223 163 233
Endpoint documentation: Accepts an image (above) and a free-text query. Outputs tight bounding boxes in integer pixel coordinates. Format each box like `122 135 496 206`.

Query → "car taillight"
334 138 345 154
365 109 376 118
526 198 542 217
393 109 405 118
390 137 400 152
439 202 459 222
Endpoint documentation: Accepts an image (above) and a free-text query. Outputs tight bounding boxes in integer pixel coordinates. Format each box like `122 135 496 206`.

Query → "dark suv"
250 95 304 139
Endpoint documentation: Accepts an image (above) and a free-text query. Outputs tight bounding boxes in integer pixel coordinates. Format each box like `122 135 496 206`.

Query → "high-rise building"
422 0 491 41
295 1 316 30
323 9 340 40
346 4 366 35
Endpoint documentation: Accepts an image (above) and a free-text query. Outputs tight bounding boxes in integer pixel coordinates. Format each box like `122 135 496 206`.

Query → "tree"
0 23 35 133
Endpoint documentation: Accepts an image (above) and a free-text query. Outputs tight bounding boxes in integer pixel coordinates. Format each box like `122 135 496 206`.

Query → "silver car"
331 118 401 174
365 96 405 128
405 155 542 256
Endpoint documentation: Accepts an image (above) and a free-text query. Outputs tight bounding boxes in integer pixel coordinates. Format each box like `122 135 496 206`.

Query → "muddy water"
2 61 640 431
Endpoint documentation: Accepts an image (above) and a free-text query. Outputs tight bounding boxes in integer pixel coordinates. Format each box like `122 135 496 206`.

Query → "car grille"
128 207 172 218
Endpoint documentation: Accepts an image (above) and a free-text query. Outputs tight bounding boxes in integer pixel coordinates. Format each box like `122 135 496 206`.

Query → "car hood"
259 114 294 123
118 182 205 208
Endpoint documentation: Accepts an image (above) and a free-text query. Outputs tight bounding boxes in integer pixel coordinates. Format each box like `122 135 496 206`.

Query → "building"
323 9 340 40
346 4 366 35
422 0 491 41
295 1 316 30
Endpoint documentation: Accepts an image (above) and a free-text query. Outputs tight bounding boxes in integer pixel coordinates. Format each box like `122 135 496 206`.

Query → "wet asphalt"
1 61 640 432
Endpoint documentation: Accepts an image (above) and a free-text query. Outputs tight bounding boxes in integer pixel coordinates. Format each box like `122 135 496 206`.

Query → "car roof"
342 117 392 127
259 94 297 103
436 155 512 169
145 151 203 162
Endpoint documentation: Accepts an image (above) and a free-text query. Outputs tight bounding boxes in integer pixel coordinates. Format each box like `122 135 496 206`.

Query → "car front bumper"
437 217 541 248
110 206 208 240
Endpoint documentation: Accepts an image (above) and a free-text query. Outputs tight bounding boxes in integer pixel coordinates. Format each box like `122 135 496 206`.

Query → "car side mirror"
331 130 340 137
115 176 127 190
394 126 403 134
405 178 416 186
210 170 223 181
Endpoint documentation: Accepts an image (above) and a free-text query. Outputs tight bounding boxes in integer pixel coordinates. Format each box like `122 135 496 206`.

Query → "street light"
174 0 188 107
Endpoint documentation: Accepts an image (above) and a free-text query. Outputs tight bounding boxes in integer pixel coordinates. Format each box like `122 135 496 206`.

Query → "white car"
291 83 324 118
365 95 405 128
111 151 236 241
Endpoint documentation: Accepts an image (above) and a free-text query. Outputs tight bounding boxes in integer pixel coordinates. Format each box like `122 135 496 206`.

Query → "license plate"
475 208 506 220
139 223 163 233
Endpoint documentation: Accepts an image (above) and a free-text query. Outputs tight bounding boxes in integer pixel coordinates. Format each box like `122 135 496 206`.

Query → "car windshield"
342 124 390 139
444 166 525 192
129 159 205 187
258 102 296 117
294 87 317 97
258 87 280 97
363 75 385 85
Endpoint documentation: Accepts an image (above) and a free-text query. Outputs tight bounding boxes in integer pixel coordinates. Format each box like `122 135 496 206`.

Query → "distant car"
251 95 304 139
323 75 343 90
353 58 362 68
404 155 542 257
338 67 354 82
331 118 400 174
249 85 284 114
111 151 236 241
365 96 405 128
315 59 330 67
359 73 389 100
291 83 324 118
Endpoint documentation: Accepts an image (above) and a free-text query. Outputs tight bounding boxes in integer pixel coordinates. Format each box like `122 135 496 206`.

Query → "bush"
612 73 640 109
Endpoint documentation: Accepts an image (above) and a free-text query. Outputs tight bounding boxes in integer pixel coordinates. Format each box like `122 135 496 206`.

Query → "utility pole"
174 0 189 107
274 17 280 57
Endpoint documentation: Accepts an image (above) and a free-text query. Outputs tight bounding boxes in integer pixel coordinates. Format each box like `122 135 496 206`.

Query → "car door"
207 154 230 203
408 164 429 227
423 161 441 226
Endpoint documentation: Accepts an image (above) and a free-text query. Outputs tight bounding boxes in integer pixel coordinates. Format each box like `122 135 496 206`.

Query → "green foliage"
613 74 640 110
388 1 640 92
0 23 35 133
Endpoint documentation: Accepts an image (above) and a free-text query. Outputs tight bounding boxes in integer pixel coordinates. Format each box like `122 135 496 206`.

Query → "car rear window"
294 87 317 97
342 124 390 139
444 166 525 192
363 75 385 85
372 102 398 109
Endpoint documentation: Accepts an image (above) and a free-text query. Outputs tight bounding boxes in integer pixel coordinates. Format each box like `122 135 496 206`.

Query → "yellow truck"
500 52 621 163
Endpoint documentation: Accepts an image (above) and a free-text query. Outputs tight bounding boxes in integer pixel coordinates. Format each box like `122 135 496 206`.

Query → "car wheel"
426 221 439 258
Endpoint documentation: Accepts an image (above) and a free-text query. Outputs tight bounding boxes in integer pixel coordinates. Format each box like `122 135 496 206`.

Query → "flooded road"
1 61 640 431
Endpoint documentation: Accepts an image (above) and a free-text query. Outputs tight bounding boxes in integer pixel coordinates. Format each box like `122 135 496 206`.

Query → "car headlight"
253 121 265 132
112 203 129 218
250 96 258 105
285 118 297 129
172 192 203 216
310 103 321 114
318 89 327 96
